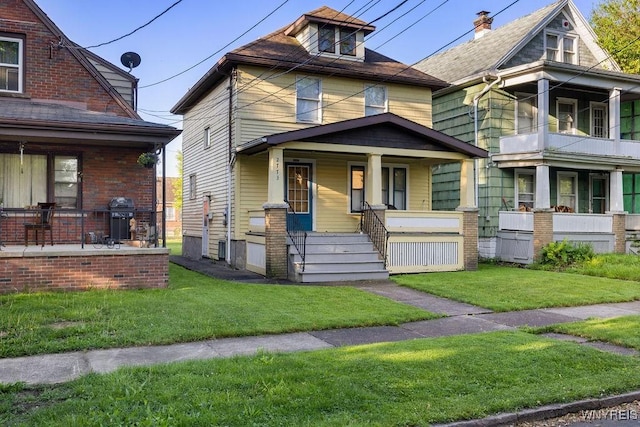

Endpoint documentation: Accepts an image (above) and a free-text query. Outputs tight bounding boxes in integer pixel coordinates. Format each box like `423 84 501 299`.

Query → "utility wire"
84 0 184 49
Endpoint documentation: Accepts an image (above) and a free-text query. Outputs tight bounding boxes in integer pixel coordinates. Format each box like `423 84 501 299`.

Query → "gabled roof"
237 112 488 158
22 0 139 119
171 6 447 114
413 0 619 85
284 6 375 36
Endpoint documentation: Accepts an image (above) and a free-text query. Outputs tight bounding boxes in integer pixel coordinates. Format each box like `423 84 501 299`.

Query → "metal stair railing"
360 202 388 267
284 199 307 272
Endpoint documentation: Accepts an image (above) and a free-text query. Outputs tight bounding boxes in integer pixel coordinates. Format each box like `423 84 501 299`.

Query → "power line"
84 0 184 49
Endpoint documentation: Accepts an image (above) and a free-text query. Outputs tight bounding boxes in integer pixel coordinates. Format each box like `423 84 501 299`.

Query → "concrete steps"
289 233 388 283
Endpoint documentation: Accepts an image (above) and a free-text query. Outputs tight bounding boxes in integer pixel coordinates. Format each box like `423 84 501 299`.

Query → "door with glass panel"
590 175 608 214
286 163 312 231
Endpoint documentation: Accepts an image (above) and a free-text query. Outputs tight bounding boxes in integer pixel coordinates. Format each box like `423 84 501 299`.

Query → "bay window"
0 153 79 208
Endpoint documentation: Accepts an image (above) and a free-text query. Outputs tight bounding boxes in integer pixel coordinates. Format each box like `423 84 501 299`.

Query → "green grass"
562 253 640 281
3 331 640 426
392 264 640 312
164 238 182 255
540 315 640 350
0 264 435 358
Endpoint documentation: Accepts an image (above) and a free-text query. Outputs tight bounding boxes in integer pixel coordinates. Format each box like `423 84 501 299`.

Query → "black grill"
108 197 135 242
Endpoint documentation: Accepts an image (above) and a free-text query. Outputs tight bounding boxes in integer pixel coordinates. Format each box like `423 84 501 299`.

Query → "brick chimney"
474 10 493 39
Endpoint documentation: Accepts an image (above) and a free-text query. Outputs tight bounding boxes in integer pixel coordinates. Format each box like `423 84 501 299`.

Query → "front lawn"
541 315 640 350
3 331 640 426
392 264 640 312
0 264 435 358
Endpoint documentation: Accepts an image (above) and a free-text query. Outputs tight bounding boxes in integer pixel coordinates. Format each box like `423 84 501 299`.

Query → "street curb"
432 391 640 427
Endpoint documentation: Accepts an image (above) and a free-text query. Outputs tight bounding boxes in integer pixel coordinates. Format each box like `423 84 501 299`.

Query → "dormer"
284 6 375 62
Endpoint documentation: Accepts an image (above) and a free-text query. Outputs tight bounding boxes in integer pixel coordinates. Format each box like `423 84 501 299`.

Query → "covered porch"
236 113 487 281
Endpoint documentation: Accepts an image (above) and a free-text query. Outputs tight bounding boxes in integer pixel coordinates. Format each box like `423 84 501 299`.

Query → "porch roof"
237 113 488 158
0 98 181 148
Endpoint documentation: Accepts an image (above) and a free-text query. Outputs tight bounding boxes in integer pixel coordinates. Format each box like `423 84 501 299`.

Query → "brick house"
0 0 180 293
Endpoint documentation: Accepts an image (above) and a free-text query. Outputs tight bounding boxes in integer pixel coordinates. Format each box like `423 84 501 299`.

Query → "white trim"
556 98 578 134
295 76 322 124
515 168 535 210
544 29 579 65
381 162 410 210
347 161 367 214
557 171 579 211
0 36 23 93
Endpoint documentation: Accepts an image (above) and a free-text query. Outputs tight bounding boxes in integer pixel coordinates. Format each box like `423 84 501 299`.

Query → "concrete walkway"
2 256 640 425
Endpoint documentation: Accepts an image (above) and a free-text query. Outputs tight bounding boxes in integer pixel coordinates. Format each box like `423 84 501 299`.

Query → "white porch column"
535 163 550 209
609 87 621 156
609 168 624 213
366 153 383 207
537 79 549 151
459 159 476 208
266 147 285 204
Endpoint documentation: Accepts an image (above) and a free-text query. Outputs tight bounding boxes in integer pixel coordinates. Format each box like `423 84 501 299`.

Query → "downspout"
226 69 235 263
472 74 501 208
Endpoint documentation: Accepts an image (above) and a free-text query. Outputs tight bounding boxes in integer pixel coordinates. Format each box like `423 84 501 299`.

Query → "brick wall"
0 251 169 294
612 213 626 254
533 210 554 260
460 208 479 270
0 0 131 117
265 207 287 278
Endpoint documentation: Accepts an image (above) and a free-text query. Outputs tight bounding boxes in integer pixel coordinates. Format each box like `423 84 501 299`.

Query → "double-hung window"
189 174 197 200
515 170 535 211
364 85 387 116
339 28 356 56
590 102 608 138
557 99 577 134
0 36 23 93
296 76 321 123
516 93 537 134
204 127 211 148
318 26 335 53
381 166 407 210
558 172 578 211
350 165 365 213
545 31 578 64
0 153 79 208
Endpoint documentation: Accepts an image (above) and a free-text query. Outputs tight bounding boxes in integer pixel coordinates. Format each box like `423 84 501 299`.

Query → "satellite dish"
120 52 141 72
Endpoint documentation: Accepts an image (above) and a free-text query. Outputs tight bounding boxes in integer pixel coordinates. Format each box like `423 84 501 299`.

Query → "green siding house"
414 0 640 262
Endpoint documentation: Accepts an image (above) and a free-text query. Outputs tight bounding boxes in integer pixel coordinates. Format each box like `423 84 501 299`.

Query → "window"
623 173 640 213
557 99 577 134
516 94 538 134
0 153 79 208
515 170 535 210
621 100 640 140
590 102 608 138
339 28 356 56
350 165 365 212
0 36 22 93
590 174 608 214
296 76 321 123
545 31 578 64
364 85 387 116
189 174 196 200
381 166 407 210
558 172 578 211
318 26 335 53
166 206 176 221
204 127 211 148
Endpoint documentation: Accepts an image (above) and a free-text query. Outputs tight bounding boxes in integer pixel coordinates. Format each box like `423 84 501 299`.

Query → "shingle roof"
172 6 446 114
413 1 565 83
0 98 177 131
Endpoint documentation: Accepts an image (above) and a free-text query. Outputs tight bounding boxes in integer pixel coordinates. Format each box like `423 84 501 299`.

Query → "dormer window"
545 31 577 64
0 36 23 93
339 29 356 56
317 26 357 56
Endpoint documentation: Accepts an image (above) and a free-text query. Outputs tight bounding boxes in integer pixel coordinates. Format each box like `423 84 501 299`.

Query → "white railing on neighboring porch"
626 214 640 231
385 211 464 273
500 132 640 157
553 213 612 233
499 211 533 231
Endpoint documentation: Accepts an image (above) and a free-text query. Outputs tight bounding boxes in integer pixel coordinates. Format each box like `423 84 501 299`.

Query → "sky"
34 0 600 176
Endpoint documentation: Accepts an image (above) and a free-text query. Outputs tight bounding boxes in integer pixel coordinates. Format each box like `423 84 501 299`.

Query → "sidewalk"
2 256 640 425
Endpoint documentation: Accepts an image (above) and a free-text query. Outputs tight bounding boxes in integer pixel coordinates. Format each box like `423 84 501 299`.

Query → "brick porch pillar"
457 207 478 271
533 209 554 261
264 204 288 279
612 213 626 254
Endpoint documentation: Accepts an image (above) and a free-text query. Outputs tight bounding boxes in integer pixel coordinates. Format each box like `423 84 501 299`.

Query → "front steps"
288 233 389 283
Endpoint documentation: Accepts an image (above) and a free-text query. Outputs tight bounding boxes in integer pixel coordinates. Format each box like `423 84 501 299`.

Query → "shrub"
538 239 595 268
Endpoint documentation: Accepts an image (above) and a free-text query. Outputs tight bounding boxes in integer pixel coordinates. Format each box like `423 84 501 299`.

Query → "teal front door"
286 163 312 231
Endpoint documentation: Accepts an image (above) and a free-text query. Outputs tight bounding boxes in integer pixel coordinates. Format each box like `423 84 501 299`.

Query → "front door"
286 163 313 231
590 175 608 214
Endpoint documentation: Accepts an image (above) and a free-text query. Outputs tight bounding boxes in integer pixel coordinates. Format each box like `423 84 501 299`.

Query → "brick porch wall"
459 208 479 271
612 213 626 254
0 252 169 294
533 210 554 261
264 207 287 279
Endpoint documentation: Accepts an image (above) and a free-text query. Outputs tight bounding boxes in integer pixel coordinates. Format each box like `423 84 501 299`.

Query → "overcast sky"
34 0 599 176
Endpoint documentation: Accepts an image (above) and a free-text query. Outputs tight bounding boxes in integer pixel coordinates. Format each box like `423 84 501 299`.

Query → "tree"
172 150 183 211
590 0 640 74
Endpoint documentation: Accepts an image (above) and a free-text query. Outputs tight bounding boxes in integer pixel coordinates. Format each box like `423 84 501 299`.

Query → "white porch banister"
459 158 476 208
535 163 550 209
366 153 383 207
266 147 285 204
537 79 549 150
609 87 621 143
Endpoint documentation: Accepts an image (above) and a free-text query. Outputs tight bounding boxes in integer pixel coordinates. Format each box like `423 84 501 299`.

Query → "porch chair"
24 202 56 247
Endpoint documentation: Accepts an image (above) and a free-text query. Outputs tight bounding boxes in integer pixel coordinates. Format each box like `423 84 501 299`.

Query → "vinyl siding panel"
88 59 134 107
236 153 269 236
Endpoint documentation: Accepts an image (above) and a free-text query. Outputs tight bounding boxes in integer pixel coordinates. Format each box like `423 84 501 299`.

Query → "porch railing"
284 199 307 272
0 208 159 248
360 202 388 267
